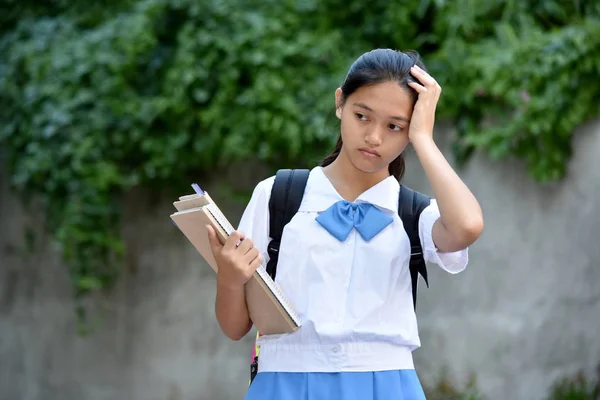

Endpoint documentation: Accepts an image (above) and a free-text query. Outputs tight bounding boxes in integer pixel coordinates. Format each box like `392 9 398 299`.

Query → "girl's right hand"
206 225 262 289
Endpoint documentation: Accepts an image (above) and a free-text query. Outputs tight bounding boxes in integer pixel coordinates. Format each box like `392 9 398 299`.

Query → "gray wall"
406 120 600 399
1 120 599 400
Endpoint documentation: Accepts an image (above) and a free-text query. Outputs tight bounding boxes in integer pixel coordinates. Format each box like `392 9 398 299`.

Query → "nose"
365 125 383 146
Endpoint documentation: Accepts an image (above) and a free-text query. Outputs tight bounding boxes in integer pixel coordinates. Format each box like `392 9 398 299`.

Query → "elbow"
219 320 252 342
459 216 484 245
225 331 246 341
435 214 484 253
220 326 247 341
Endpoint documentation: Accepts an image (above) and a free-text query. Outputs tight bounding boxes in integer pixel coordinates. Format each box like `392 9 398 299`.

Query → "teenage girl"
207 48 484 400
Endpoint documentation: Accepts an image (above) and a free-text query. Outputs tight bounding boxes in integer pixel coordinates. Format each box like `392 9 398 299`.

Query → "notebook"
170 184 302 335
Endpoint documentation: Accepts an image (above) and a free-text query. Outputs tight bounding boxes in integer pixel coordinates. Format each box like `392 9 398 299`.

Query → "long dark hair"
320 49 426 181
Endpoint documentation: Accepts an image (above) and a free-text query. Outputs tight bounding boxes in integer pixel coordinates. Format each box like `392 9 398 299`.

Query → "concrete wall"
406 120 600 399
1 119 599 400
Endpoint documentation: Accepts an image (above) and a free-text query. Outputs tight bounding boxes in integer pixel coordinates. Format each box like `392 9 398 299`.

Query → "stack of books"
170 184 301 335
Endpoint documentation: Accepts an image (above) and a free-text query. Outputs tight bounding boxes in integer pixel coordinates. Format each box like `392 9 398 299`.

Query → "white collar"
298 166 399 213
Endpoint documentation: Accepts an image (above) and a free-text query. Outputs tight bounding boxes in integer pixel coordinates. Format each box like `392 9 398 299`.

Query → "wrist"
410 134 436 151
217 275 246 292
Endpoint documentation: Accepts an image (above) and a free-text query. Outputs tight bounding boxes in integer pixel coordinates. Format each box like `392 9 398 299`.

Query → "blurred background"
1 1 600 399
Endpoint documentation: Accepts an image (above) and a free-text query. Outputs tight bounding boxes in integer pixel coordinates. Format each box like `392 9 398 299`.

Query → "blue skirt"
245 370 426 400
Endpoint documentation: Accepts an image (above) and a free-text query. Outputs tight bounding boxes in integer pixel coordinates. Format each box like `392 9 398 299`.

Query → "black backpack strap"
266 169 310 280
398 185 431 310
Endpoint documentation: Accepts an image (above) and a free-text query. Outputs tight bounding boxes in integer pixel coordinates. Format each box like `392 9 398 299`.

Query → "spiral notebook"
170 184 301 335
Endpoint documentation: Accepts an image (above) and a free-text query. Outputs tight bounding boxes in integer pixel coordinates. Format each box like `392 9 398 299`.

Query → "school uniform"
238 166 469 400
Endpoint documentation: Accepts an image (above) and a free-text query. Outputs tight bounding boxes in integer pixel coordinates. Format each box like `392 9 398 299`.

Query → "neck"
323 149 390 202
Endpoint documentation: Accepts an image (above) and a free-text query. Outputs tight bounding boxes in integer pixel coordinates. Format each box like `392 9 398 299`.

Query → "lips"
359 148 380 157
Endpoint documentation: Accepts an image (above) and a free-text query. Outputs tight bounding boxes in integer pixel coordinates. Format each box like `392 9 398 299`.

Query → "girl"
207 49 484 400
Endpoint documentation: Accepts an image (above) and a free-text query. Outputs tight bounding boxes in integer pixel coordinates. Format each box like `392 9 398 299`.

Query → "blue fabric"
315 201 393 242
245 370 426 400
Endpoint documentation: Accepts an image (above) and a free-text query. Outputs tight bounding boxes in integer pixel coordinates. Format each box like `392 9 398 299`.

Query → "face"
335 81 414 177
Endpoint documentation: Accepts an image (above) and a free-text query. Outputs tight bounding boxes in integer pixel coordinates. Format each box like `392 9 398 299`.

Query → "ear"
335 88 343 119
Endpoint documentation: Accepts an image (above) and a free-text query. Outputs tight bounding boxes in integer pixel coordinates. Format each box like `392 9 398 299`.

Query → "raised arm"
408 65 484 252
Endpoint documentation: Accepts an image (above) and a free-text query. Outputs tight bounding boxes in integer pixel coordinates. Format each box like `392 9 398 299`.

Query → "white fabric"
237 166 468 373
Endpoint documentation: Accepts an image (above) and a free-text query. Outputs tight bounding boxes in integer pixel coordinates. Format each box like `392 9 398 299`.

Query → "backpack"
249 168 431 384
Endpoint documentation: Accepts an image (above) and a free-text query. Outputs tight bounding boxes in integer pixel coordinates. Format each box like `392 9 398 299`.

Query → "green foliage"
433 1 600 181
547 366 600 400
424 365 600 400
423 371 485 400
1 0 599 314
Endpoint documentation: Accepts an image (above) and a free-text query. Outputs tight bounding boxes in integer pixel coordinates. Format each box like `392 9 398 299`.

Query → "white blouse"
237 166 469 373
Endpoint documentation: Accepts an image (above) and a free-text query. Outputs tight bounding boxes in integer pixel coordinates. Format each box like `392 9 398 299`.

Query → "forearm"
215 282 252 341
411 136 484 250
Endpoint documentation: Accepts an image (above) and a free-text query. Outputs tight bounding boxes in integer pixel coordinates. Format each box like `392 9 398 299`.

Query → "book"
170 184 302 335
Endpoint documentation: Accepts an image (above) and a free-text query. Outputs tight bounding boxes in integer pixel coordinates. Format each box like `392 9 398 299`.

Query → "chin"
349 156 387 175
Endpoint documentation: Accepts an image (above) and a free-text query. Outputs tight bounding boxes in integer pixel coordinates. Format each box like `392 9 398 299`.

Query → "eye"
389 124 403 131
355 113 368 121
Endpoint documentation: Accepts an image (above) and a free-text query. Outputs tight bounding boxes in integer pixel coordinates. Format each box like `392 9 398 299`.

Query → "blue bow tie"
315 200 393 242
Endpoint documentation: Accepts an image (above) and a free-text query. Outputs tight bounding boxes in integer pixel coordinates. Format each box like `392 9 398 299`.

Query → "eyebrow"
353 102 410 123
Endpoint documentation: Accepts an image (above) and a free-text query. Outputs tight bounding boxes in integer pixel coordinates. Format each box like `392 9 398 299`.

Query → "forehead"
347 81 413 118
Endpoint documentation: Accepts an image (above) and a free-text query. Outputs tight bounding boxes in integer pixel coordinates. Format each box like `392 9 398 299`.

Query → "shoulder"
421 198 440 217
251 168 320 201
255 175 276 195
244 175 276 209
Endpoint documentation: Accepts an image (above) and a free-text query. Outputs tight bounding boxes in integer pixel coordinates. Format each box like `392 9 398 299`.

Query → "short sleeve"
236 176 275 266
418 199 469 274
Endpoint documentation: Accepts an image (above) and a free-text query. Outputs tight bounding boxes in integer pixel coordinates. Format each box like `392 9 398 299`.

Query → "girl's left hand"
407 65 442 143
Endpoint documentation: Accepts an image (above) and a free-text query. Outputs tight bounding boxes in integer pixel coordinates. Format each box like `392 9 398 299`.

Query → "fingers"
223 230 245 252
410 65 441 92
206 225 222 253
237 236 254 255
217 228 261 272
407 81 427 93
248 252 263 271
243 246 261 264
